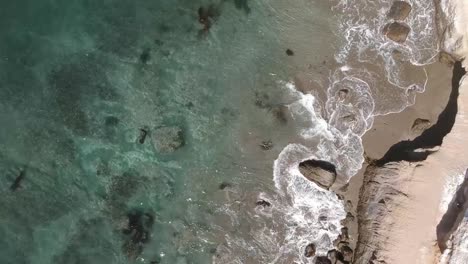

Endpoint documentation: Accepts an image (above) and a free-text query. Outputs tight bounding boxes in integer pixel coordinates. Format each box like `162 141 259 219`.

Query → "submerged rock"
139 48 151 64
387 1 412 20
137 127 149 144
383 22 410 43
10 169 26 191
298 159 337 189
286 49 294 56
152 126 184 153
218 182 232 190
259 140 273 150
122 209 154 259
270 105 288 124
304 243 316 257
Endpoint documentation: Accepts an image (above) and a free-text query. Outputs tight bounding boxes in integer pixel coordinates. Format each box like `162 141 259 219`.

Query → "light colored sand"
376 70 468 264
352 0 468 262
362 62 452 160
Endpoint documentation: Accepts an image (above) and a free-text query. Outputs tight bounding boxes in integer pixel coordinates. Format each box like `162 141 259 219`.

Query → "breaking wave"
268 0 441 262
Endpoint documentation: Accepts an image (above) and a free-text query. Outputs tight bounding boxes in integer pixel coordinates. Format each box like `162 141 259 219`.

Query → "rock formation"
298 159 337 189
304 243 316 258
410 118 431 137
152 126 184 153
387 1 412 20
383 22 410 43
353 61 467 263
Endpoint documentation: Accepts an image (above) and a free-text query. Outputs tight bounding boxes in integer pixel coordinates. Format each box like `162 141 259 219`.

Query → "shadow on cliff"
376 61 466 166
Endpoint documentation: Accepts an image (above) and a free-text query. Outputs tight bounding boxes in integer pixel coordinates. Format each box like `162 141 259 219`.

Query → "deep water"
0 1 336 263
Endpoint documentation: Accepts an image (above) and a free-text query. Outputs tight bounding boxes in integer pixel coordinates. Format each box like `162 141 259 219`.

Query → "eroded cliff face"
354 59 466 263
438 171 468 264
437 0 468 62
354 162 417 263
352 0 468 262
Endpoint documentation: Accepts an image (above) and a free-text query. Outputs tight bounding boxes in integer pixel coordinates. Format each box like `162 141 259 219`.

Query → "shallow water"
0 0 439 263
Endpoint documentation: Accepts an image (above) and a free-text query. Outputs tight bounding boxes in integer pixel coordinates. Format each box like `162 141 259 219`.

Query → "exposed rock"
441 209 468 263
327 249 343 263
340 212 355 226
345 200 353 211
315 256 332 264
137 127 149 144
340 245 354 262
304 243 316 257
383 22 410 43
354 163 412 263
387 1 412 20
354 62 466 263
10 169 26 191
336 241 350 251
439 51 456 66
256 199 271 207
335 260 349 264
410 118 431 137
152 126 184 153
338 89 349 101
298 159 337 190
340 227 349 241
437 170 468 257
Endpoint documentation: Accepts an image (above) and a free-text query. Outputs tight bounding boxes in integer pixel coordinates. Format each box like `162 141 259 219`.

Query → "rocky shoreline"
295 0 468 262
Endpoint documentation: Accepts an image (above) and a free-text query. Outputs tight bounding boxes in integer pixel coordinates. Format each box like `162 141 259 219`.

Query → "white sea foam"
268 0 441 262
272 144 346 259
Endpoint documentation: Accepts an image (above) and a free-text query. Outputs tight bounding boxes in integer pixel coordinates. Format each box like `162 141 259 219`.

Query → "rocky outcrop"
387 1 412 20
304 243 316 258
298 159 337 189
440 209 468 263
122 209 155 260
353 162 416 263
352 58 468 264
438 170 468 263
411 118 431 137
151 126 184 153
383 22 410 43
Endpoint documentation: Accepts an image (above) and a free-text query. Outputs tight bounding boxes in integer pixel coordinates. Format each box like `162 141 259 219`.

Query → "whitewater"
266 0 440 262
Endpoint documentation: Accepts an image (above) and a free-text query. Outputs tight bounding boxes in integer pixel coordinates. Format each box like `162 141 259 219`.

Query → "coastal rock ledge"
298 159 337 190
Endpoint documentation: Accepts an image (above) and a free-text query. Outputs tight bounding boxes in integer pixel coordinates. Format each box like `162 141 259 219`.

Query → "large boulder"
152 126 184 153
387 1 412 20
304 243 316 258
383 22 410 43
340 245 354 262
298 159 337 190
315 256 332 264
411 118 431 137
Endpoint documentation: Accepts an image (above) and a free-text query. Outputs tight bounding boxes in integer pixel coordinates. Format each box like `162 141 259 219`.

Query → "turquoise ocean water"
0 1 337 263
0 0 441 263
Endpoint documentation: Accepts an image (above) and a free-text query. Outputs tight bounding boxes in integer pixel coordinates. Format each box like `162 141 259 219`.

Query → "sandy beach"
337 0 468 262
